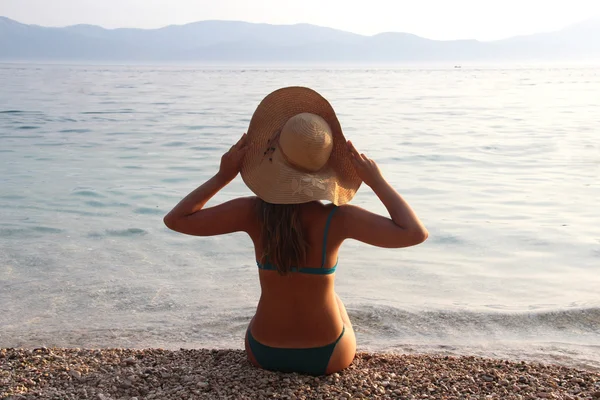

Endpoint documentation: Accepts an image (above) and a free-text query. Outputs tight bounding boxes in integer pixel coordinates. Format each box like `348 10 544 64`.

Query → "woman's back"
250 201 344 348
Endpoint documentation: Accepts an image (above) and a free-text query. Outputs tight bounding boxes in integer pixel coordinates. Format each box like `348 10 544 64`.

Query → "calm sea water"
1 64 599 369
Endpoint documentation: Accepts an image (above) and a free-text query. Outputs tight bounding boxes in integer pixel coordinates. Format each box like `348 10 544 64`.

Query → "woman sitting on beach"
164 87 428 376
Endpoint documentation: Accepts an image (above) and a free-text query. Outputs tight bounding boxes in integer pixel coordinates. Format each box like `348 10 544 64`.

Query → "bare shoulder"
232 195 260 210
335 203 380 230
227 196 260 225
336 203 374 222
334 204 427 248
164 196 260 237
204 195 259 217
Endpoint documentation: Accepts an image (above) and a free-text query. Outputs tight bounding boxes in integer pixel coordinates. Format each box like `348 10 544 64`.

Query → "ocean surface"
1 64 599 370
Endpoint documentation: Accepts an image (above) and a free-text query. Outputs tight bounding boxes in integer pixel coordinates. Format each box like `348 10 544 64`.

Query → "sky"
1 0 599 41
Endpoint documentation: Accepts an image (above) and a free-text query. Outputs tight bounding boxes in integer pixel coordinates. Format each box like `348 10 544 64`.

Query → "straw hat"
241 87 361 205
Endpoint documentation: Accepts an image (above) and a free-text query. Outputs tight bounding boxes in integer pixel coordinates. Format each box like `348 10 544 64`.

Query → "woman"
164 87 428 376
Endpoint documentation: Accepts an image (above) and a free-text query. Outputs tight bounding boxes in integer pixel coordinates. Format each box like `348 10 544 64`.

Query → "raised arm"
338 141 428 248
163 133 255 236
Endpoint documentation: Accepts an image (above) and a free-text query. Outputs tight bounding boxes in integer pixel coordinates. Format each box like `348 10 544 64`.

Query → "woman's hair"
258 199 308 275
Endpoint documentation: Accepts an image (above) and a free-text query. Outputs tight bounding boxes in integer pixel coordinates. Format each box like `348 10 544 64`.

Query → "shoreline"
2 348 600 399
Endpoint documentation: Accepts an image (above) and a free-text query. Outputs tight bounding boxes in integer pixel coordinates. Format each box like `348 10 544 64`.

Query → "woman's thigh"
326 294 356 374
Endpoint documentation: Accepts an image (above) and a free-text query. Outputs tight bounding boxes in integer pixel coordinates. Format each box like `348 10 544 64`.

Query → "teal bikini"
247 206 345 376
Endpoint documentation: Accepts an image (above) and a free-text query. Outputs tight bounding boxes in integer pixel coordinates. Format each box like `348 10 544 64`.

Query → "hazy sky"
1 0 599 40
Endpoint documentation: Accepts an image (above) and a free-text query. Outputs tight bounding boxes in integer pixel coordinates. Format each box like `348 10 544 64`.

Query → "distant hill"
1 16 599 62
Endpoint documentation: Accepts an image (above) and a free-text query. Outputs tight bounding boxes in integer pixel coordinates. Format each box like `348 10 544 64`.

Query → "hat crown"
240 86 361 205
279 113 333 172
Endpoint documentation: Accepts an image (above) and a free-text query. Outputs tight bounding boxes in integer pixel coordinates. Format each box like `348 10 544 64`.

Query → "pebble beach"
2 348 600 399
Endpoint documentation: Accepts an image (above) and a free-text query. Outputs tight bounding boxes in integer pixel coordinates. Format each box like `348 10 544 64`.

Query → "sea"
1 63 599 370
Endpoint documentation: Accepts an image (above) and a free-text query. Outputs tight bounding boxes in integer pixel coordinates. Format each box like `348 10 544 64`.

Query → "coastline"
2 348 599 399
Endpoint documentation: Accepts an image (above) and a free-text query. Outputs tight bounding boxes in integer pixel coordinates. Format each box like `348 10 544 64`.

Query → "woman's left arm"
163 133 255 236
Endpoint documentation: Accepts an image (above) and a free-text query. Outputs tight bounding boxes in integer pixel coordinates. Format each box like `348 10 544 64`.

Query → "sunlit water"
1 64 599 370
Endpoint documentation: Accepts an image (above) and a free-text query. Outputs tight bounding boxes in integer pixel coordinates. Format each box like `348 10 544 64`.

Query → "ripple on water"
3 135 44 139
0 228 28 237
429 232 466 245
105 131 133 136
190 146 221 151
133 207 164 215
30 226 64 234
84 200 107 207
186 125 220 130
0 194 25 200
59 129 91 133
106 190 127 196
0 226 63 237
72 190 105 198
163 141 188 147
166 166 192 171
161 177 188 183
88 228 148 238
85 200 130 208
38 142 68 147
81 110 135 115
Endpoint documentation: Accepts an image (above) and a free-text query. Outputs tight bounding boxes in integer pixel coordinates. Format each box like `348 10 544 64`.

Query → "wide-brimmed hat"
240 86 361 205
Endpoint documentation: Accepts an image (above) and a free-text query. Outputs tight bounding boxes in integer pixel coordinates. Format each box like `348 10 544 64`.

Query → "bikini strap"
321 206 339 268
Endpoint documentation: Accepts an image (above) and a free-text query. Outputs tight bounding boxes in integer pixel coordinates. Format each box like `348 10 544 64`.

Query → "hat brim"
241 87 361 205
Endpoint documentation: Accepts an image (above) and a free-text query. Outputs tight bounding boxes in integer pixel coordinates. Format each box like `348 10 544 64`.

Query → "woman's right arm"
338 141 428 248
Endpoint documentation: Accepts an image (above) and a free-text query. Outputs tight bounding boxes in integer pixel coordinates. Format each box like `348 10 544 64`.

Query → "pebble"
123 357 136 366
69 370 81 379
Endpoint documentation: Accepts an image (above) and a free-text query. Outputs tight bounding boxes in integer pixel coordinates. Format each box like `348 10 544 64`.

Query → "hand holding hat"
218 133 249 182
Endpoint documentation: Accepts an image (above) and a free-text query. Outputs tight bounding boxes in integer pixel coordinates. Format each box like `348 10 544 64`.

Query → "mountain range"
1 16 599 62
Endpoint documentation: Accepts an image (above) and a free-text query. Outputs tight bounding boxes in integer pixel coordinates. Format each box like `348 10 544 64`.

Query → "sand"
2 347 600 399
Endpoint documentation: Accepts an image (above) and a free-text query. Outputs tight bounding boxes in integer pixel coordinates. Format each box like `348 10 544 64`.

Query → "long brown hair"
258 199 308 275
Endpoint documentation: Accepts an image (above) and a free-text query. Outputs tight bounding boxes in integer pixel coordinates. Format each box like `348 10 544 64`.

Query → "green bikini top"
256 206 339 275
